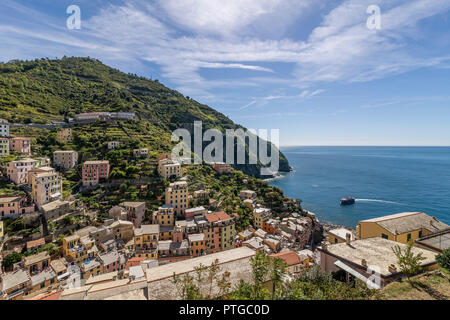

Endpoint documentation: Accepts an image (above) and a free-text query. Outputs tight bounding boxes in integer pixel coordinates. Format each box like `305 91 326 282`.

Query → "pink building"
82 161 110 187
0 196 35 218
6 158 38 185
9 137 31 155
98 251 125 273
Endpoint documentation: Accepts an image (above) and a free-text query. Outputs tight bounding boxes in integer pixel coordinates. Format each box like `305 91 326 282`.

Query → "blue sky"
1 0 450 146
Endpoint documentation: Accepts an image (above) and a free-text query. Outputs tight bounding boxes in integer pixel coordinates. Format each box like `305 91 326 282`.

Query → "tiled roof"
270 251 302 266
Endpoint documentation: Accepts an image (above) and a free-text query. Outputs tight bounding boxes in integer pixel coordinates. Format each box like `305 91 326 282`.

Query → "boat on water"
340 197 356 205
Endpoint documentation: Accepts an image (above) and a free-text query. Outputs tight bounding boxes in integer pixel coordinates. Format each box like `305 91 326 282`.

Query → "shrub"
436 248 450 270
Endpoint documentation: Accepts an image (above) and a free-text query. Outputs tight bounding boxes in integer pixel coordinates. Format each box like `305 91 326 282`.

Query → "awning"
334 260 381 290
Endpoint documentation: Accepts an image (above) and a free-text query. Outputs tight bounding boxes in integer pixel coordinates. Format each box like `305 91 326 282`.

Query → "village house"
0 195 34 218
184 206 207 219
193 189 208 202
318 237 439 289
211 162 232 174
9 137 31 155
158 157 182 179
82 160 110 187
240 190 257 200
134 225 160 260
6 158 40 185
50 259 68 278
53 150 78 170
80 259 102 279
328 228 356 244
109 220 134 243
204 211 236 253
188 233 206 257
1 269 31 300
270 250 304 275
253 207 271 230
40 199 71 220
165 181 190 217
22 251 50 275
262 218 278 234
31 171 63 209
27 166 56 186
62 234 97 264
356 212 449 244
98 250 126 273
0 220 4 238
0 137 9 157
26 238 45 252
107 141 120 150
29 268 57 295
152 205 175 227
120 202 146 228
0 118 10 137
243 237 265 251
56 128 73 143
133 148 149 158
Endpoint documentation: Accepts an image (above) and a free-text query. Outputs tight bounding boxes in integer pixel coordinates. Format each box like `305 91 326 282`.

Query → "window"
407 233 412 242
419 230 423 238
381 234 389 239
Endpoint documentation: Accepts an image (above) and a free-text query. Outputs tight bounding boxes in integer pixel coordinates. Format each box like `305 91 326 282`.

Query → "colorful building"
82 160 110 187
356 212 449 244
211 162 232 174
328 228 355 244
6 158 39 185
0 137 9 157
165 181 190 217
158 157 182 179
23 251 50 275
134 225 160 260
188 233 206 257
0 195 35 218
56 128 73 143
9 137 31 155
205 211 236 252
253 207 271 230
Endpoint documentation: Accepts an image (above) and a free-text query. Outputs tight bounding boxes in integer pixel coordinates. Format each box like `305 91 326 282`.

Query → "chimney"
346 233 351 245
388 264 397 273
361 259 367 267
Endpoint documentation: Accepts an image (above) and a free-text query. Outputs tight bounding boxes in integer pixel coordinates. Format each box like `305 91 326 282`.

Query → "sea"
269 146 450 228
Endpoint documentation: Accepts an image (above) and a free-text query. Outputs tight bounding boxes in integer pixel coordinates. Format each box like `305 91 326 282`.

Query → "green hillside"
0 57 290 177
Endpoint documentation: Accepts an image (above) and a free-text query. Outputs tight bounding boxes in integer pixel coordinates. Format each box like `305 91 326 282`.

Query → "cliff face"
0 57 290 177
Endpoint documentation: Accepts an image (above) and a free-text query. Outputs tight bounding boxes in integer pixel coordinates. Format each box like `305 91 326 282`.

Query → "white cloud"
1 0 449 102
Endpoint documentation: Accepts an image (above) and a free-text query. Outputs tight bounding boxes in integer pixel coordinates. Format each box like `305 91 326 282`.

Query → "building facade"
82 160 110 187
9 137 31 155
31 171 63 209
53 150 78 170
165 181 190 217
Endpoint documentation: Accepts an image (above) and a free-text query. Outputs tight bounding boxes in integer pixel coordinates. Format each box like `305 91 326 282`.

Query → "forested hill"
0 57 290 177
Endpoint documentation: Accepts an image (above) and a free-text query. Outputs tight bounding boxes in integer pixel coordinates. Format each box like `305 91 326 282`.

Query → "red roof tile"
270 251 302 266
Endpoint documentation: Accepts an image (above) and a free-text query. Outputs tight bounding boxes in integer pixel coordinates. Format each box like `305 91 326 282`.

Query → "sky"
1 0 450 146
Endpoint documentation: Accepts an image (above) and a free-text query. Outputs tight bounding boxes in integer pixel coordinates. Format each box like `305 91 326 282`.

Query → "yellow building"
62 234 96 263
158 158 182 179
253 208 271 230
134 225 159 260
356 212 449 244
0 220 4 238
165 181 190 217
57 128 73 143
327 228 355 244
153 205 175 226
188 233 206 257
